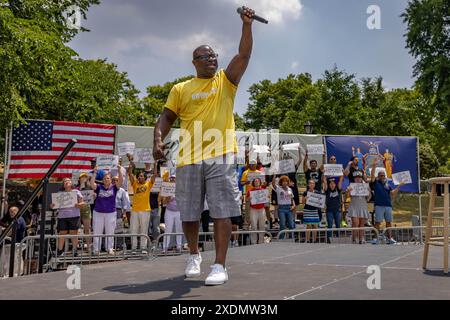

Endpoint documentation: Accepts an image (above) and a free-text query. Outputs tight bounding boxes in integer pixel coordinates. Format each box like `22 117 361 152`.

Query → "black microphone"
237 7 268 24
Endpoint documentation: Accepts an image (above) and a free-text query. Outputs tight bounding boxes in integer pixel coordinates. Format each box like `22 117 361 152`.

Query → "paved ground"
1 243 449 300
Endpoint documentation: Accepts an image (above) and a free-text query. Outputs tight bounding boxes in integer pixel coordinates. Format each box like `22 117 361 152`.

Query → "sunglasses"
194 53 218 61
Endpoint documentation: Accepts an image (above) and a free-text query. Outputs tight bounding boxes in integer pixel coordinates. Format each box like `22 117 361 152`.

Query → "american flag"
8 120 116 179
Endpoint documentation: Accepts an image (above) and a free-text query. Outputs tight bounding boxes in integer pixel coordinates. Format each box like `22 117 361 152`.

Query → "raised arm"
225 7 254 86
320 153 326 172
295 146 303 170
344 161 352 177
127 160 136 186
370 161 377 182
337 174 344 190
391 183 404 197
117 165 124 188
90 170 97 190
153 108 178 161
303 151 309 173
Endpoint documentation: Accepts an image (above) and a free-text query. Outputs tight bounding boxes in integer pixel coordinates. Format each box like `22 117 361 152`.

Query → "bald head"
193 45 212 59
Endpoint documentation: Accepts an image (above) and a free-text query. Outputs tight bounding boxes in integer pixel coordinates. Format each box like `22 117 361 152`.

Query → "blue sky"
69 0 416 115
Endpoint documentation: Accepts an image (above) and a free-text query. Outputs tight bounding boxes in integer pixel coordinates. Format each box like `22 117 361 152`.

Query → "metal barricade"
381 226 445 245
154 230 273 257
276 227 379 244
17 233 152 276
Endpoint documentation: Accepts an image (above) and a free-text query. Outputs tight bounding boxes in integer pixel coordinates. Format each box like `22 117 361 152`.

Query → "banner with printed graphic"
325 136 419 193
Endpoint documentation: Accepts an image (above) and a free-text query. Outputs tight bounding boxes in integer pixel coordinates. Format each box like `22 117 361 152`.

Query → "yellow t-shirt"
165 69 238 167
241 169 263 194
132 180 153 212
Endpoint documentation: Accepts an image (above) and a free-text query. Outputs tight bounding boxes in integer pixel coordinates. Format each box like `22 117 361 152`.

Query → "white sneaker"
185 253 202 278
205 264 228 286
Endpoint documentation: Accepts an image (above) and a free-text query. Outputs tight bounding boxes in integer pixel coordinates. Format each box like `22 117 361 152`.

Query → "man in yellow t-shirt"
128 158 155 252
152 7 257 286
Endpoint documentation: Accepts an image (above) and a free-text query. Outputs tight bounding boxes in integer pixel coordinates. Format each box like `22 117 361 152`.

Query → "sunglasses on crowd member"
194 53 219 61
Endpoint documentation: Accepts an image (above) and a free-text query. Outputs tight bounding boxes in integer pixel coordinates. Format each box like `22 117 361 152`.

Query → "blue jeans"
278 205 294 239
326 210 341 239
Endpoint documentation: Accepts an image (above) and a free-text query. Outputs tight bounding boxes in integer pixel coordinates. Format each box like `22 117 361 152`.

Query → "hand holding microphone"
237 6 268 24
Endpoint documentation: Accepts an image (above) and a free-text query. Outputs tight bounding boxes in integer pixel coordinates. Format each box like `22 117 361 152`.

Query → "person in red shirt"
246 178 267 244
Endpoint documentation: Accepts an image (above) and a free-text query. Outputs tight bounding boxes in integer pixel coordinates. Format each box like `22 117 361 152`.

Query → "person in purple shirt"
50 178 85 257
90 166 123 255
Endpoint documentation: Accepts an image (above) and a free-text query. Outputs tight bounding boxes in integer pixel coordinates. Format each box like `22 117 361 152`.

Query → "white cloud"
230 0 303 25
291 61 300 70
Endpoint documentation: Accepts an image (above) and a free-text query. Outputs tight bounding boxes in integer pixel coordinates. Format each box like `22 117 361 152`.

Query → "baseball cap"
249 159 257 165
79 173 89 178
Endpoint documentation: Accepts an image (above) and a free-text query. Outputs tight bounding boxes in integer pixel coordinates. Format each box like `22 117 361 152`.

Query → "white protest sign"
250 189 269 205
96 155 119 171
307 144 324 155
133 148 154 163
350 183 371 196
306 192 326 209
259 153 272 165
252 145 270 154
374 167 387 177
80 190 95 205
324 164 344 177
247 171 265 183
281 143 300 151
160 182 176 197
392 171 412 185
51 191 78 209
237 146 246 165
151 177 163 192
117 142 135 156
277 159 296 174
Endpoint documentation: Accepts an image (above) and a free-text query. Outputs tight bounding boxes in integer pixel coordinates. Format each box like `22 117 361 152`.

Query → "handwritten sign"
259 153 272 165
133 148 154 163
51 191 78 209
151 177 163 192
306 192 326 209
270 159 296 174
117 142 135 156
250 189 269 205
392 171 412 185
307 144 324 155
80 190 95 205
349 183 371 197
281 143 300 151
96 155 119 171
246 171 265 183
160 182 176 197
324 164 344 177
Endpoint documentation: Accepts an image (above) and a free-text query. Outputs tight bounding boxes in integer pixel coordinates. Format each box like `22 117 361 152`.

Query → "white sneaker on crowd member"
185 253 202 278
205 264 228 286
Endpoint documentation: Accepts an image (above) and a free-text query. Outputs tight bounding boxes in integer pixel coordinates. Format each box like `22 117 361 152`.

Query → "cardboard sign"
80 190 95 205
392 171 412 185
307 144 324 155
306 192 326 209
246 171 265 183
117 142 135 156
133 148 154 163
271 159 296 174
151 177 163 192
349 183 371 196
324 164 344 177
51 191 78 209
250 189 269 205
160 182 176 197
96 155 119 171
281 143 300 151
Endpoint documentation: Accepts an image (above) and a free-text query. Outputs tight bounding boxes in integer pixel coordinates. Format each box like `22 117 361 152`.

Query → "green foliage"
419 142 440 179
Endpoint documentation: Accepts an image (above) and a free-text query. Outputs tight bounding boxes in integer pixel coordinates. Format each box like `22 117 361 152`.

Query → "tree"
402 0 450 163
142 76 194 127
234 113 246 131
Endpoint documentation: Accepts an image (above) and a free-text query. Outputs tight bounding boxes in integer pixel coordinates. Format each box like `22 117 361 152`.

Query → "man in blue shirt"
370 161 403 244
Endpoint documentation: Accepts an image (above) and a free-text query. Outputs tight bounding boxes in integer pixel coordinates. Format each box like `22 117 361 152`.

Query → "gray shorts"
176 153 241 222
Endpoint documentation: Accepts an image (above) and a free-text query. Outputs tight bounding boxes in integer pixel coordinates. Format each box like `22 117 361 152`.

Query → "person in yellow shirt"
240 159 263 228
152 7 257 286
127 156 155 253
